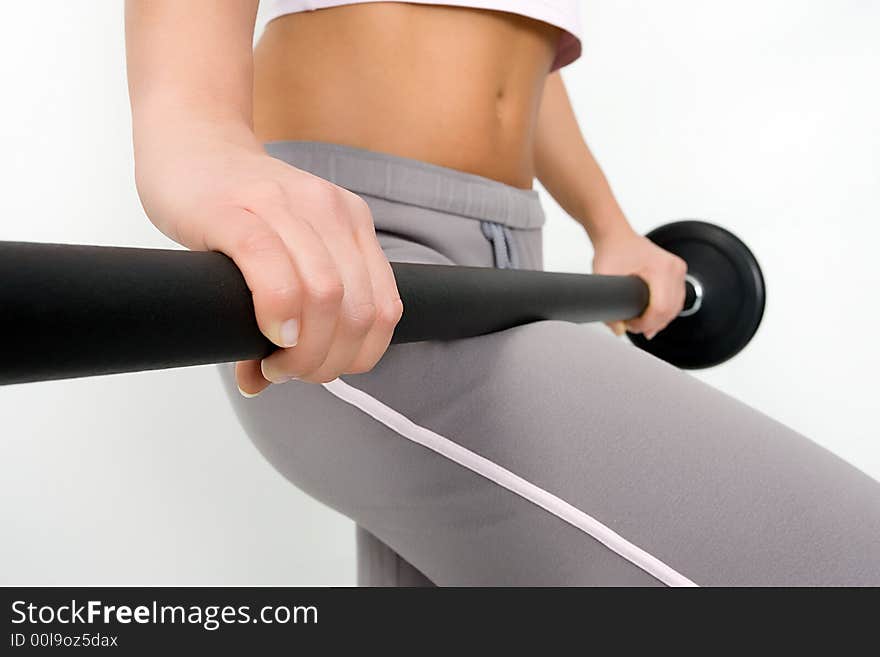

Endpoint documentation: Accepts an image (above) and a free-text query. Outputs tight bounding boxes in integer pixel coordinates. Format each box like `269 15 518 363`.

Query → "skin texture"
125 1 686 396
253 5 557 188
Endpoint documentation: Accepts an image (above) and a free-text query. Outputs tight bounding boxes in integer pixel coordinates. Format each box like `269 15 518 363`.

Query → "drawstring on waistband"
480 221 521 270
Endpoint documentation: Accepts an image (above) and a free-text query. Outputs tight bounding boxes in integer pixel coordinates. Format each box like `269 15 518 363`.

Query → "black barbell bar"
0 220 765 385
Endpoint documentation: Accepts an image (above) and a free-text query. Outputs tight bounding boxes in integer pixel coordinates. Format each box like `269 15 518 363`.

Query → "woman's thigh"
220 320 880 586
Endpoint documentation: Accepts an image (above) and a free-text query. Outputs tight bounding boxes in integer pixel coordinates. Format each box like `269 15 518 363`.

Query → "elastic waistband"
264 141 545 230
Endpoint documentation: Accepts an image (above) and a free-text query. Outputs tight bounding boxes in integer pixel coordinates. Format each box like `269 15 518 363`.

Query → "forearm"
125 0 260 151
534 72 633 242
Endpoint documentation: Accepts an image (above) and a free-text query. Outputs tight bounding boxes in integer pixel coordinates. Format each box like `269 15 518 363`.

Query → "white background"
1 1 877 585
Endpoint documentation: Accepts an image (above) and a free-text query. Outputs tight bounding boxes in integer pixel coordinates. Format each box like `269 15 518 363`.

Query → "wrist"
132 111 262 161
578 209 637 246
132 94 259 151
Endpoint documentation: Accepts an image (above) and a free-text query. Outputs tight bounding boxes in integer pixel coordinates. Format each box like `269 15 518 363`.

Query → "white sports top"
263 0 582 71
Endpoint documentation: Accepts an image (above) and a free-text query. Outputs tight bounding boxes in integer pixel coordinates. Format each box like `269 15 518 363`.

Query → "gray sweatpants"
219 141 880 586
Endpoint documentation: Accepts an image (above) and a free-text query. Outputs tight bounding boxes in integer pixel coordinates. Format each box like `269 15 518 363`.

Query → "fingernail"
645 331 656 341
261 360 293 385
279 318 299 348
238 386 262 399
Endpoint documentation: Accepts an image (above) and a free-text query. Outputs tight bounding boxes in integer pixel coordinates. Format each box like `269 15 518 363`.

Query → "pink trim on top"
264 0 582 71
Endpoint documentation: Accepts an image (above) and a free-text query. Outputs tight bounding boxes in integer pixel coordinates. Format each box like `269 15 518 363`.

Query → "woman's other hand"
592 227 688 340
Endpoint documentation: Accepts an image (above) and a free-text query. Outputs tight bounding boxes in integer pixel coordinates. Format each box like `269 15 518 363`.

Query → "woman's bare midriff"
253 3 560 189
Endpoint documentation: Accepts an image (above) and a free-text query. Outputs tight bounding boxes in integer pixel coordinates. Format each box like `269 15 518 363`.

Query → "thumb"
605 320 627 336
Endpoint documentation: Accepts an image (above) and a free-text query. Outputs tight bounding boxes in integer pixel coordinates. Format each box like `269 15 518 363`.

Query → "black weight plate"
627 220 765 369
